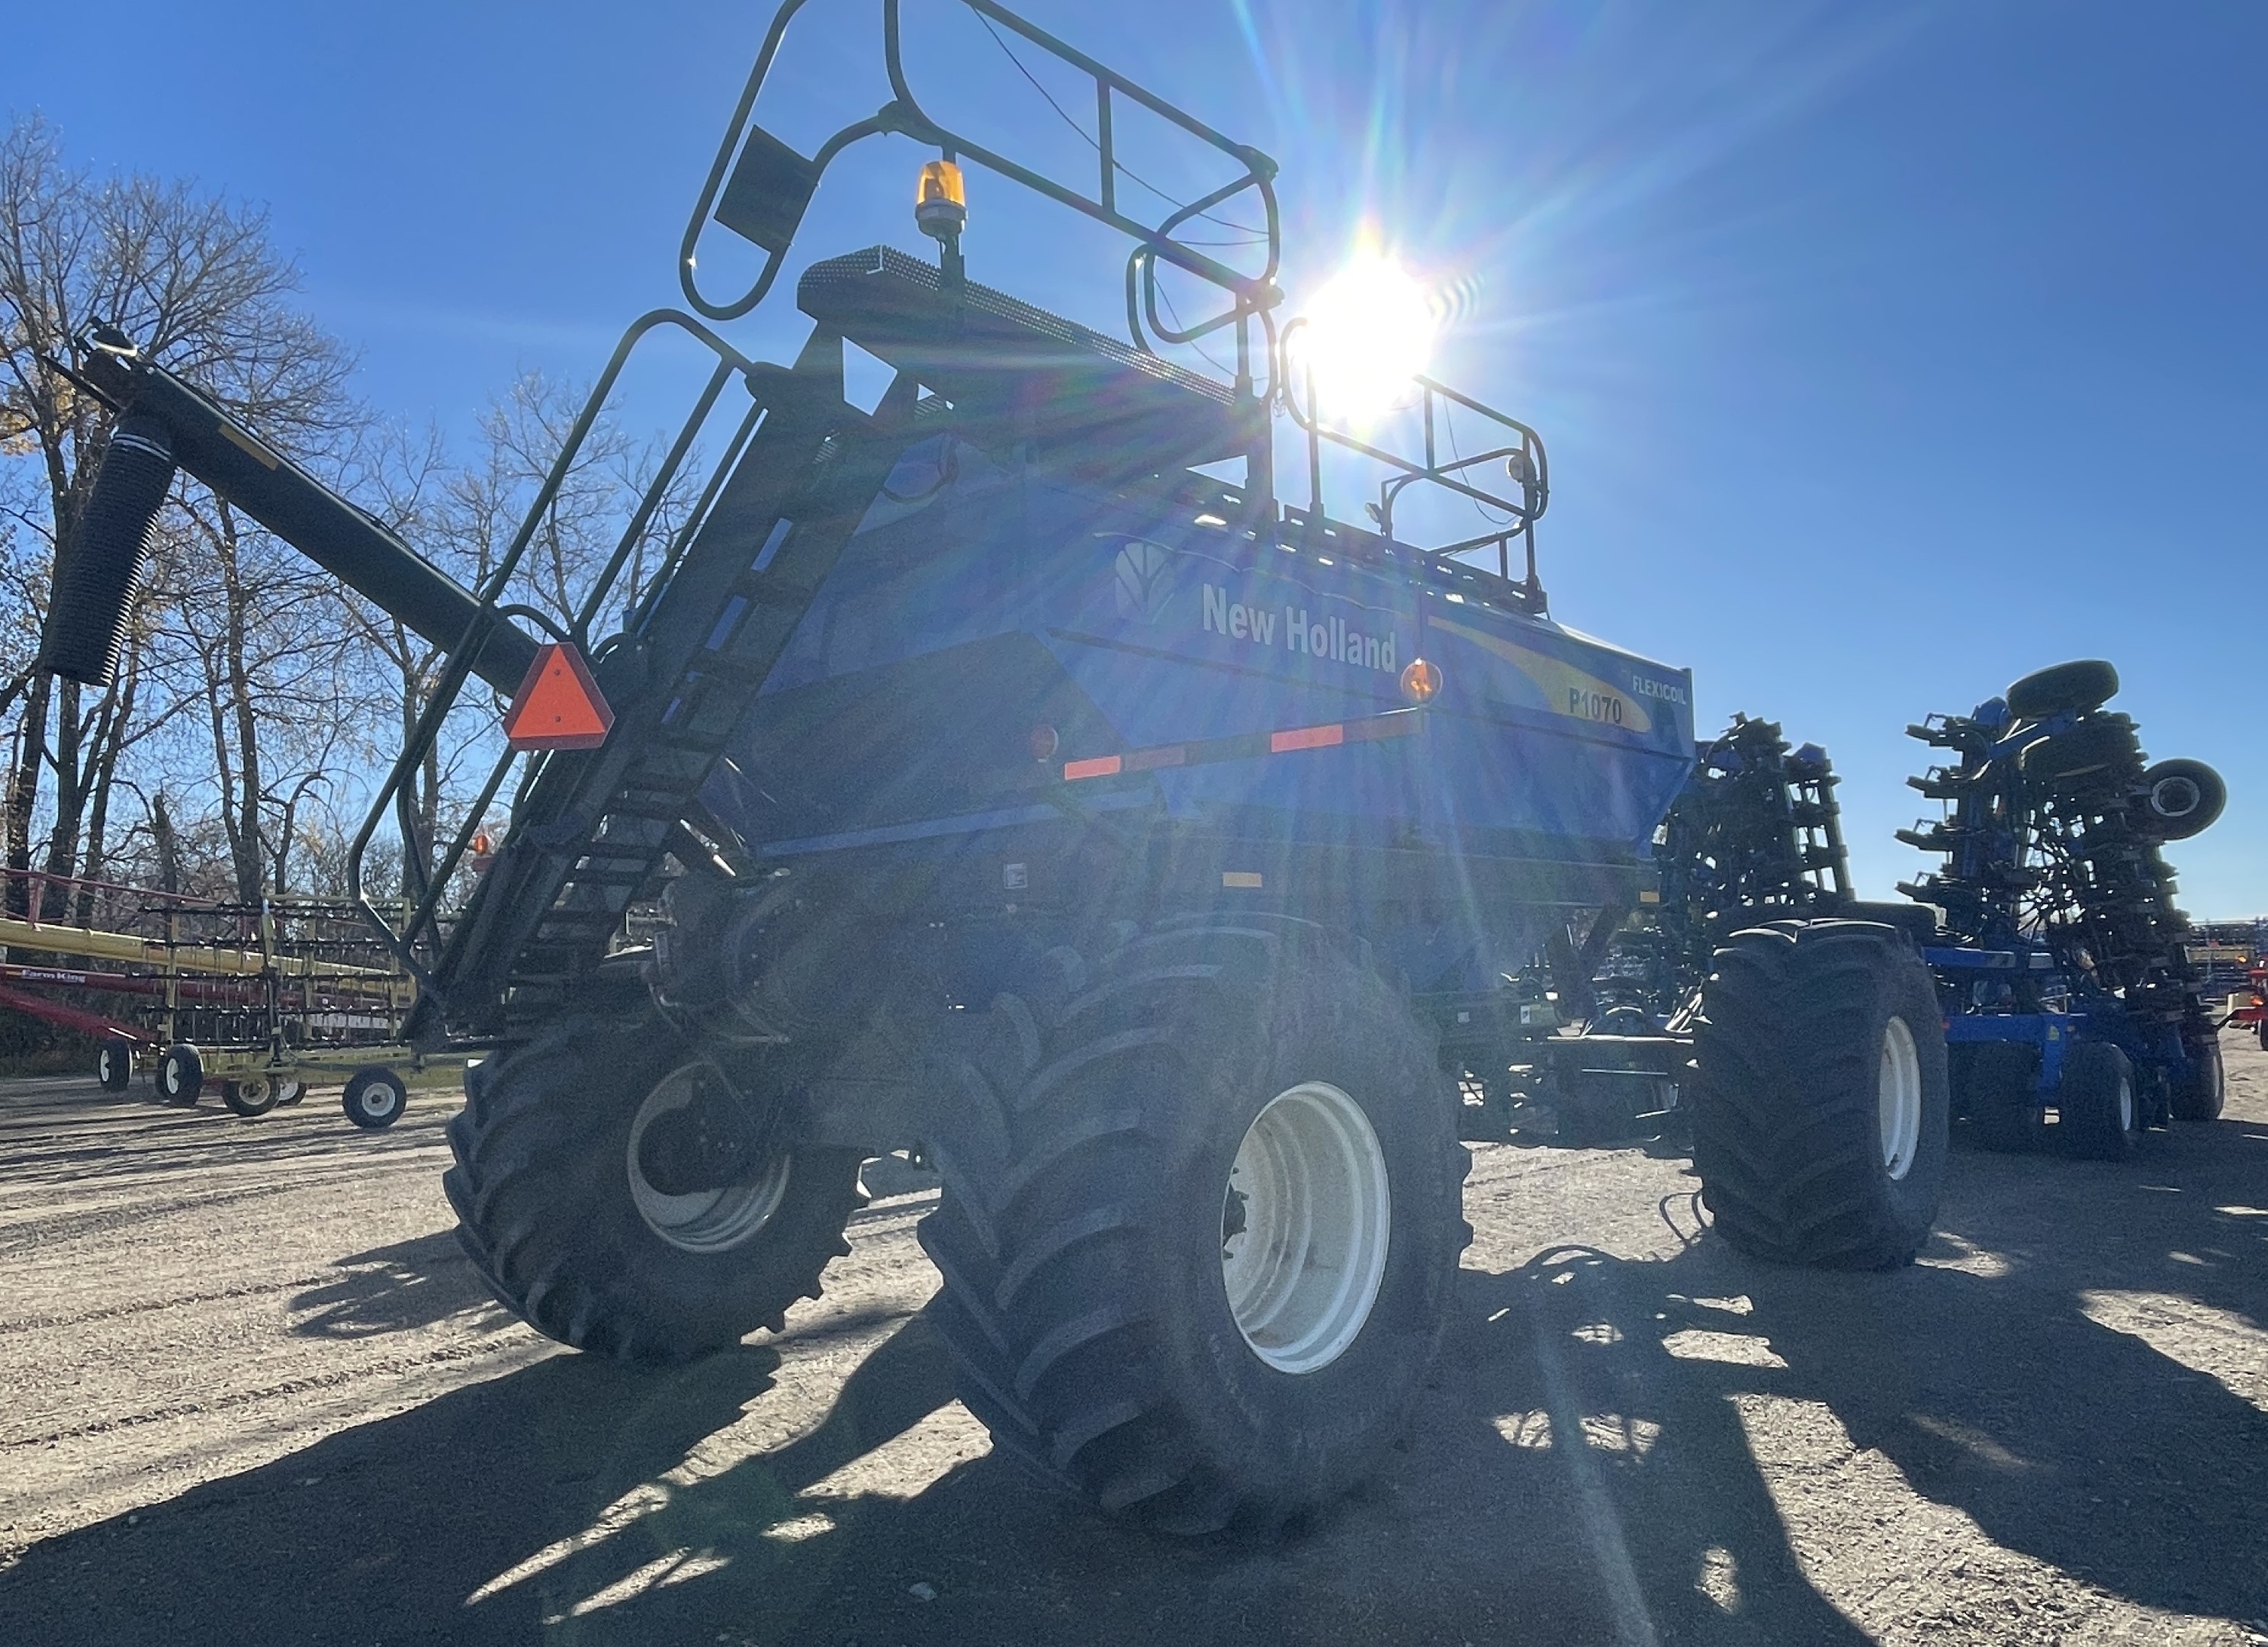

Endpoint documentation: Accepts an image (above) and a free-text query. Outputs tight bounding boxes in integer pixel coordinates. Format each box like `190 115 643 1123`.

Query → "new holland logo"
1111 538 1174 624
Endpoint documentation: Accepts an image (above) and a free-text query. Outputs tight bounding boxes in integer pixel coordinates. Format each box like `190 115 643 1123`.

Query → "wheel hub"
1219 1081 1392 1376
1878 1016 1923 1181
2148 774 2200 821
627 1062 792 1254
636 1071 769 1196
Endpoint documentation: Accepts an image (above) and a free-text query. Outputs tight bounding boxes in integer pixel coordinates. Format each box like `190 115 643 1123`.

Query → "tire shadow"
1457 1087 2268 1639
288 1230 519 1339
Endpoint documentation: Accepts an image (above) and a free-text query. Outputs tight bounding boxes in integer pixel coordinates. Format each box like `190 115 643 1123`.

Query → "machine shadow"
0 1339 793 1647
1466 1155 2268 1638
0 1272 1862 1647
288 1229 519 1339
8 1114 2266 1646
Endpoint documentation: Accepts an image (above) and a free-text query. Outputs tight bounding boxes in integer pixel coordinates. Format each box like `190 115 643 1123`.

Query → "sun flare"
1292 248 1438 425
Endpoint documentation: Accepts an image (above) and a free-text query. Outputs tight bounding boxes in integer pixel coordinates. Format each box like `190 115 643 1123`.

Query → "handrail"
1280 316 1551 606
344 310 773 985
882 0 1280 301
679 0 1282 353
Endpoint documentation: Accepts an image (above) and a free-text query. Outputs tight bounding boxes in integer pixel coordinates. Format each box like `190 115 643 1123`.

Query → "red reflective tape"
1063 755 1123 781
1270 724 1345 753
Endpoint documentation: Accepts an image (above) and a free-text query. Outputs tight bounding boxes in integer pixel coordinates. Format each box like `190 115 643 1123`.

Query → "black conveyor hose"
39 415 176 687
59 340 541 695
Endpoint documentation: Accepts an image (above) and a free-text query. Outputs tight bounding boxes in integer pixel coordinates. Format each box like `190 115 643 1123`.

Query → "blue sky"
9 0 2263 913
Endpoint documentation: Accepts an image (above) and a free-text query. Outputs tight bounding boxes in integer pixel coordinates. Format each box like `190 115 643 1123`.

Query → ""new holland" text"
1202 583 1398 674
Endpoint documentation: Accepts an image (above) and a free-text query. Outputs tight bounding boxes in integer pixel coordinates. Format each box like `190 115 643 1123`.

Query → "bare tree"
0 111 358 915
3 115 699 929
454 369 687 631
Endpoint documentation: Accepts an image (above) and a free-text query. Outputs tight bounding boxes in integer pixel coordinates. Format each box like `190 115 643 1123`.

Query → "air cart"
34 0 1952 1533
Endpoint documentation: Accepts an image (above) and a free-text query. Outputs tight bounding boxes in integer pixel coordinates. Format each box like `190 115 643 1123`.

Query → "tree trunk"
5 673 50 919
152 793 179 895
75 653 140 926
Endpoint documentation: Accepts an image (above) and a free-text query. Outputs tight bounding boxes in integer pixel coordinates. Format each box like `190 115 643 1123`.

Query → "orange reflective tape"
1270 723 1345 753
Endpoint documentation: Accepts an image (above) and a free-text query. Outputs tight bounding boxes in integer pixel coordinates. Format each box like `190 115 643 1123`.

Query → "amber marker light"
1029 724 1060 762
916 159 967 241
1400 657 1442 704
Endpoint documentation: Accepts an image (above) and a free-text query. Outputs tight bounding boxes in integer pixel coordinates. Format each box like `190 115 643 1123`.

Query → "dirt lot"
2 1037 2263 1646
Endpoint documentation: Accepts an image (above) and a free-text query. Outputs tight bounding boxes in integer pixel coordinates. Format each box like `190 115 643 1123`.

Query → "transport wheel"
2006 659 2119 720
1960 1042 2044 1152
918 917 1469 1536
158 1042 204 1106
2167 1033 2224 1123
97 1038 133 1093
1689 920 1949 1269
2260 1019 2268 1055
274 1078 305 1106
2136 759 2225 841
2058 1042 2140 1160
342 1067 409 1130
442 1016 867 1364
223 1074 281 1118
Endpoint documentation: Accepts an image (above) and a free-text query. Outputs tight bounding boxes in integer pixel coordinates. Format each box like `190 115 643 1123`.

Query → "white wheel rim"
357 1084 398 1119
239 1077 269 1105
1878 1018 1923 1181
2150 775 2199 821
625 1063 792 1255
2117 1074 2134 1133
1220 1081 1393 1375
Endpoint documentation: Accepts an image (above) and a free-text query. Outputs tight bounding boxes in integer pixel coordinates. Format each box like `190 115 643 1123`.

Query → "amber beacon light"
915 159 967 241
1399 657 1442 705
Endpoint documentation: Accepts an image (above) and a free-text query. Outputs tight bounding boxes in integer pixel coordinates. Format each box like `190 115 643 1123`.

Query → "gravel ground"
2 1033 2263 1645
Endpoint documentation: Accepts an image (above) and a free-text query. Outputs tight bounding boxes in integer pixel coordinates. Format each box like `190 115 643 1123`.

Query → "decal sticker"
1431 615 1652 733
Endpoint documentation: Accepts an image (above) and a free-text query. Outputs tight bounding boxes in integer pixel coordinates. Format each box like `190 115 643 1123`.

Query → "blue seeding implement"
32 0 1952 1534
1897 660 2228 1156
